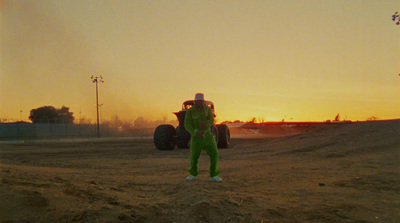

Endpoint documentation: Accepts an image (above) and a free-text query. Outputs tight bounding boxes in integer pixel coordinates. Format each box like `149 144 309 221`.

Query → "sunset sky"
1 0 399 123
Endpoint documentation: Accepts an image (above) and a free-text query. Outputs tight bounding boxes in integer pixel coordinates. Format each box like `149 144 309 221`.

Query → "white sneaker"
186 175 197 181
210 176 223 182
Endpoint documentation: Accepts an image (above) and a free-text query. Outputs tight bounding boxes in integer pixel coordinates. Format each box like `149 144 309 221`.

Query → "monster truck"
153 100 230 150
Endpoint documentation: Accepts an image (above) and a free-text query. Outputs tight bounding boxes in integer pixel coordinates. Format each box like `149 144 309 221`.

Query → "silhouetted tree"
78 116 92 124
29 106 74 123
334 113 341 122
134 116 147 128
57 106 74 123
249 117 257 123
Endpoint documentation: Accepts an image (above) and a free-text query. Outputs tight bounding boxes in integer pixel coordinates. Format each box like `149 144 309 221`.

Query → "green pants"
188 133 220 177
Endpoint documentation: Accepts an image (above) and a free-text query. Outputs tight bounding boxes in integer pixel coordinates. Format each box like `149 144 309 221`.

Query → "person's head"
194 93 205 107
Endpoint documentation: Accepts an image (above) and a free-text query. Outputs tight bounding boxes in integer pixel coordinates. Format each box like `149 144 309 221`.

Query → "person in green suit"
184 93 222 182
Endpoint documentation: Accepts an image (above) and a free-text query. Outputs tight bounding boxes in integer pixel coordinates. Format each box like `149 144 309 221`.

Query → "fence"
0 123 155 140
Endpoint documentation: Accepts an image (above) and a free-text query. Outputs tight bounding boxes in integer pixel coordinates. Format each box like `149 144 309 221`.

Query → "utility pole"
392 12 400 79
98 104 103 124
91 75 104 137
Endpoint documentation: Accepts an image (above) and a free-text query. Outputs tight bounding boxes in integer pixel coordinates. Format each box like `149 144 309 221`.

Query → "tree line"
29 106 74 123
27 106 179 128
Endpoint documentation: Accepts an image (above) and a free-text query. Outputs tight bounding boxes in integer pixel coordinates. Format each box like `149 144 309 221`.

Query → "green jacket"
184 104 214 136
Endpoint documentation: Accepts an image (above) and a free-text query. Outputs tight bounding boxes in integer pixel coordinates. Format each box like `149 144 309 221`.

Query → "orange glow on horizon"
1 1 399 124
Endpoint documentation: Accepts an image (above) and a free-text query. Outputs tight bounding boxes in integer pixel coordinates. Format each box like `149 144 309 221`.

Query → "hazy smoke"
2 1 92 79
0 1 138 121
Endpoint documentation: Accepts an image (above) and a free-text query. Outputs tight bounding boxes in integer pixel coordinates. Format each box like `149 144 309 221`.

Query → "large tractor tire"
154 124 177 150
176 126 190 148
217 124 230 148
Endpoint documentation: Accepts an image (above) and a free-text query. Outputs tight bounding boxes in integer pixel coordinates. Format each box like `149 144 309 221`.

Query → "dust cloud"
0 0 139 122
1 1 93 116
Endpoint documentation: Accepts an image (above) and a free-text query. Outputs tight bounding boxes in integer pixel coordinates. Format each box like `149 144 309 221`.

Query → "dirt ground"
1 120 399 223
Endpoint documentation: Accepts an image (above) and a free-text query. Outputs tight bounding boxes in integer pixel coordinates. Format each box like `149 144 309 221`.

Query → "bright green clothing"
185 104 220 177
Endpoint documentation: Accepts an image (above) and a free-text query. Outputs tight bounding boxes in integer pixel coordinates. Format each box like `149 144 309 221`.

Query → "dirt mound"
1 120 399 222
